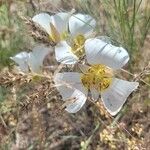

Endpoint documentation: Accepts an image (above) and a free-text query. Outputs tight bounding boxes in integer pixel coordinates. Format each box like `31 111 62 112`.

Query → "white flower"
32 12 69 43
54 38 139 116
85 38 130 69
32 12 96 64
11 45 51 73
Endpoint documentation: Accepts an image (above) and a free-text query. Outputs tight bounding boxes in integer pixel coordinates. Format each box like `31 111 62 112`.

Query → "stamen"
71 34 86 57
81 65 113 92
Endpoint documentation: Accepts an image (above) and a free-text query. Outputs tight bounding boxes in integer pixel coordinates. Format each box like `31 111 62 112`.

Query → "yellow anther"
81 65 113 92
71 34 86 57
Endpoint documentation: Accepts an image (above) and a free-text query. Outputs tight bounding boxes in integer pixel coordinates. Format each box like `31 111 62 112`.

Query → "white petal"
54 72 87 97
50 13 69 34
101 78 139 116
65 89 87 113
51 14 67 34
85 38 129 69
55 41 78 64
28 45 51 73
56 12 70 20
32 13 52 34
54 72 87 113
10 52 29 72
69 13 96 36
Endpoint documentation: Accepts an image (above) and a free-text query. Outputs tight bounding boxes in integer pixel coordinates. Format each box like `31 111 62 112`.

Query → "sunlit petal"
85 38 129 69
54 72 87 113
69 13 96 36
101 78 139 116
32 13 52 34
28 45 51 73
55 41 78 64
65 90 87 113
10 52 29 72
53 12 70 34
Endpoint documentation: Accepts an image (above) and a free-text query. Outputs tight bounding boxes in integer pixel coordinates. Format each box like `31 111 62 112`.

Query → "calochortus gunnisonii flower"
11 45 51 74
32 12 96 64
54 38 139 116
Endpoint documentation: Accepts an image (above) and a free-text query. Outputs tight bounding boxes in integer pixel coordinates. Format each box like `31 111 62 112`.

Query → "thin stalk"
141 15 150 46
130 0 136 51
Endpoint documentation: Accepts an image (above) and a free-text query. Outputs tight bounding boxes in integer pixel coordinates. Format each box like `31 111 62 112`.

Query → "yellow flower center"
80 65 113 92
71 34 86 58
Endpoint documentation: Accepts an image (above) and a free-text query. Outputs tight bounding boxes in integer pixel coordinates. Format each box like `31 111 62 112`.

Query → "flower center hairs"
71 34 86 57
81 65 113 92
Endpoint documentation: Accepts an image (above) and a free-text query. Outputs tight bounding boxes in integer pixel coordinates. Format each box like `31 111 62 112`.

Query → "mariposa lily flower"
32 12 96 64
11 45 50 73
54 38 139 116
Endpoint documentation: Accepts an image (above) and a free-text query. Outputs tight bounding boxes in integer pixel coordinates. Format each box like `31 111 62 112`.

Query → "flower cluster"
32 12 96 64
11 11 139 116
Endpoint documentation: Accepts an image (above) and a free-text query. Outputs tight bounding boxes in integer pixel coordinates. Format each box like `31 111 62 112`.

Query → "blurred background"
0 0 150 149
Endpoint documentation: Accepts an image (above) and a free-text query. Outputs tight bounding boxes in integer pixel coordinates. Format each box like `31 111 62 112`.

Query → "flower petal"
69 13 96 36
85 38 129 69
32 13 52 34
101 78 139 116
55 41 78 64
50 13 69 35
10 52 29 72
28 45 51 73
65 90 87 113
56 12 70 20
54 72 87 113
